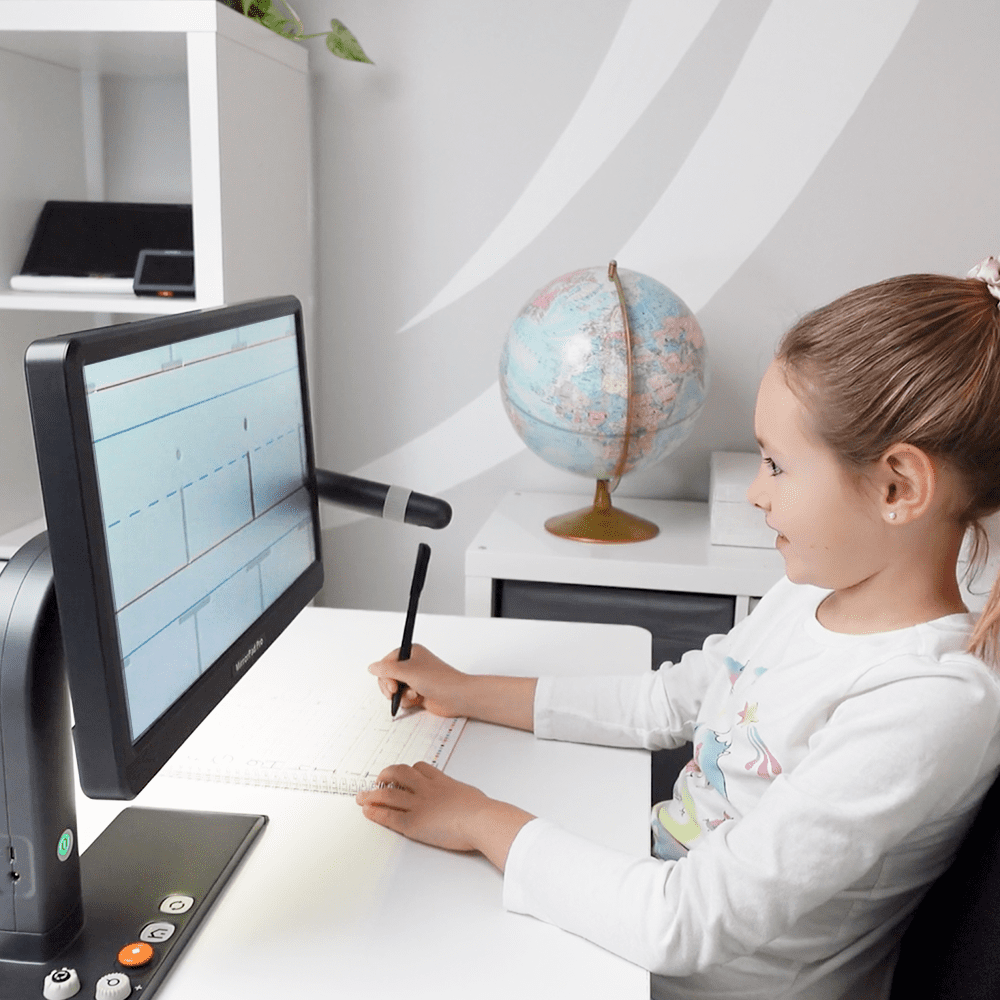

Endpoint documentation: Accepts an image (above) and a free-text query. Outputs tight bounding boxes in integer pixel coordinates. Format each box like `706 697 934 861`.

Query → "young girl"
356 259 1000 1000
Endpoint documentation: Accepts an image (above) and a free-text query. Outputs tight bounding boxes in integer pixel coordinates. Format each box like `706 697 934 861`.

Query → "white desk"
75 608 652 999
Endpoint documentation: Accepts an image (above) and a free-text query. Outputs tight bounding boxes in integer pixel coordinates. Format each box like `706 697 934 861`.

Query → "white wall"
101 73 191 203
1 1 997 614
303 0 1000 614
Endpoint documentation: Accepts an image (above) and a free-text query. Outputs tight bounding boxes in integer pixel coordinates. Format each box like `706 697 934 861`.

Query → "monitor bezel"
25 296 323 799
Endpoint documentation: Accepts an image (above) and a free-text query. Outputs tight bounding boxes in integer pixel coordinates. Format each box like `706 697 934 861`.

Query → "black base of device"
1 807 266 999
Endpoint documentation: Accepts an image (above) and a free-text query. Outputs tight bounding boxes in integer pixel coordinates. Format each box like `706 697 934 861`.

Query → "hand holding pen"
391 542 431 716
370 641 468 719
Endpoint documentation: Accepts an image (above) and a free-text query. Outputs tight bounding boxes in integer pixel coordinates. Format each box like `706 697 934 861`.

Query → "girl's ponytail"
969 570 1000 666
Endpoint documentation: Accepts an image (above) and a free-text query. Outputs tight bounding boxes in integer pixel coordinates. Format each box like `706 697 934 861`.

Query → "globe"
499 262 708 542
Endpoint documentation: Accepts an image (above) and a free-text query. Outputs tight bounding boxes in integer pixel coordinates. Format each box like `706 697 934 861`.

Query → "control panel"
1 808 266 999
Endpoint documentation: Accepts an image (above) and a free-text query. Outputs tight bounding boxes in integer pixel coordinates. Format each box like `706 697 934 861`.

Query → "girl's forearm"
460 675 538 732
468 797 537 871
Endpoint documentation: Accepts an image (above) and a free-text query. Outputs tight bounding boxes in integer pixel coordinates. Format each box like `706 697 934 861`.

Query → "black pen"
392 542 431 717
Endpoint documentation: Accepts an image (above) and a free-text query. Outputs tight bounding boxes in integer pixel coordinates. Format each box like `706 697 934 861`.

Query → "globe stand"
543 260 660 545
545 478 658 543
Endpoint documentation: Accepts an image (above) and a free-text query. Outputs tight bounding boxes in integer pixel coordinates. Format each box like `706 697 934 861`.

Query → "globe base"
544 480 659 544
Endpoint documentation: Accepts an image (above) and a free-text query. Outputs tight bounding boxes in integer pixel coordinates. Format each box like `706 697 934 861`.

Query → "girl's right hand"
368 644 468 718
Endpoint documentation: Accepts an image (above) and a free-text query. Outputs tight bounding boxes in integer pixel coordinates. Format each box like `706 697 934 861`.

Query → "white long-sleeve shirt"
502 577 1000 999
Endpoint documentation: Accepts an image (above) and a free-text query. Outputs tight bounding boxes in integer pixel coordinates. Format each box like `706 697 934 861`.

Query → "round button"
95 973 131 1000
117 942 154 968
56 829 73 862
139 921 175 944
42 967 81 999
158 894 194 915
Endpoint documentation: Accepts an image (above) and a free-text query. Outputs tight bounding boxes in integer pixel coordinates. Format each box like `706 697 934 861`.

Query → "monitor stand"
0 535 266 999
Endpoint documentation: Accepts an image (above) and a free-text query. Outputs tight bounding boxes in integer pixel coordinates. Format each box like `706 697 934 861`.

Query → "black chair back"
890 772 1000 998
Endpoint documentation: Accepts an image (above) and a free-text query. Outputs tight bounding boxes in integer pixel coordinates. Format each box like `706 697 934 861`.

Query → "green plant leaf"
325 19 374 63
227 2 372 62
257 9 300 40
238 0 271 18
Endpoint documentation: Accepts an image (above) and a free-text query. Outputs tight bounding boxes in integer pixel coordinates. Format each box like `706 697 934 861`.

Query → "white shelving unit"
0 1 314 325
0 0 316 550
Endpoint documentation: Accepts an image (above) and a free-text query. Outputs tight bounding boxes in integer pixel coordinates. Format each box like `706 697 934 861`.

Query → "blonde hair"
776 272 1000 665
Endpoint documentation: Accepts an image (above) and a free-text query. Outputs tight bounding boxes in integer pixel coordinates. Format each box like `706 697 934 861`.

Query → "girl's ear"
876 444 937 523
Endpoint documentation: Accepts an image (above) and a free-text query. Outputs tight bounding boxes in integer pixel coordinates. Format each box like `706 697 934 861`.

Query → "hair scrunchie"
967 255 1000 305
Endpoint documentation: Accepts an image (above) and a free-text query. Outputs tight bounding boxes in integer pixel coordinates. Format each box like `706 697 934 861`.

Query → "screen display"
83 315 315 741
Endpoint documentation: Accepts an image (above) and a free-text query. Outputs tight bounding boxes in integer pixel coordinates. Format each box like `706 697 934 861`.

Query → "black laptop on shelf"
11 201 193 295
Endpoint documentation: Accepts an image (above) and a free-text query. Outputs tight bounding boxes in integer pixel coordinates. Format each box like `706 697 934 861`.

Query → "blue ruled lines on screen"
83 315 315 741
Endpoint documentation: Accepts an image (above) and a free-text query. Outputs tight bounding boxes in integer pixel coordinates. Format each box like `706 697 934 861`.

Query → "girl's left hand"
356 763 535 871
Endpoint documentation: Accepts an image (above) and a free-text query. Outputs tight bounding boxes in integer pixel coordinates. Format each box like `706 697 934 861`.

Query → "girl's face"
747 361 886 591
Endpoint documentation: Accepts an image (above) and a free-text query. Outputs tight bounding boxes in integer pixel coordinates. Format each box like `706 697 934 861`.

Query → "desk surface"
76 608 652 999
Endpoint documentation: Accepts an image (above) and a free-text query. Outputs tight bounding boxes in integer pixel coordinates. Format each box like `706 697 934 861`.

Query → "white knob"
94 973 131 1000
43 967 81 999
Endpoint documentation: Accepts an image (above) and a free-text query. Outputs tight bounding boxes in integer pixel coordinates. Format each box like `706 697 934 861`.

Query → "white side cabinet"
0 0 314 329
466 491 785 625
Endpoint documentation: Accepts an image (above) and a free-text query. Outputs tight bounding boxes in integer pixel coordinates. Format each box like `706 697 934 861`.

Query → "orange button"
118 941 154 967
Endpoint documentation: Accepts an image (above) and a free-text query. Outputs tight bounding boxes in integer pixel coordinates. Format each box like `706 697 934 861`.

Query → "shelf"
0 1 217 34
0 290 219 315
0 1 313 323
0 2 306 72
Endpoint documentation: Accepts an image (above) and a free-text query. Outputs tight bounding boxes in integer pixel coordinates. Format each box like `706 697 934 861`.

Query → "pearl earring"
888 511 897 520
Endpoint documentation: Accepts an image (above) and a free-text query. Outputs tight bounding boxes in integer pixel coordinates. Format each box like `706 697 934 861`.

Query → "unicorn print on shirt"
739 701 782 778
694 722 731 798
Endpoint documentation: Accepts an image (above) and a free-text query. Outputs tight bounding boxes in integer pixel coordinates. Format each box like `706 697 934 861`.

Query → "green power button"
56 829 73 862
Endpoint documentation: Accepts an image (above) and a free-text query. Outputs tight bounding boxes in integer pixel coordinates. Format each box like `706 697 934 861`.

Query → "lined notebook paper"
165 678 466 795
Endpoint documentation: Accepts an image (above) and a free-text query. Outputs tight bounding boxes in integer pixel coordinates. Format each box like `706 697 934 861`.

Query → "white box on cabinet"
710 452 775 548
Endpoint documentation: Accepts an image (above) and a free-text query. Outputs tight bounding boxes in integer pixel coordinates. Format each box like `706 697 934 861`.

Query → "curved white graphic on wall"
618 0 919 310
398 0 721 333
330 0 919 528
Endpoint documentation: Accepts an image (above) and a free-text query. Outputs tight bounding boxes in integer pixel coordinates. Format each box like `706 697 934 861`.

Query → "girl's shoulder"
728 578 998 691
